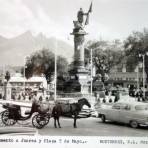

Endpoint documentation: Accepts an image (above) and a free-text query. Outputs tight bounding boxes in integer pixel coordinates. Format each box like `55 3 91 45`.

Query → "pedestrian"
39 96 43 102
97 98 100 103
114 91 120 102
142 96 145 102
102 98 106 103
139 88 143 98
46 96 49 101
137 97 141 102
109 98 112 103
105 89 109 96
32 91 38 103
18 94 21 100
136 90 140 98
29 95 32 101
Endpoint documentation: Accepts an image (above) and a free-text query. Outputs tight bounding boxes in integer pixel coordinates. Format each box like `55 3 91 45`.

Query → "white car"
97 101 148 128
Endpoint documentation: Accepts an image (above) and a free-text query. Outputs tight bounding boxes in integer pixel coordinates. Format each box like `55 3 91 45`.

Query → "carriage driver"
32 91 52 114
32 91 38 102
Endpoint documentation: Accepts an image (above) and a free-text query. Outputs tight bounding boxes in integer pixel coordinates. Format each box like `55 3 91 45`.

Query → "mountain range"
0 31 74 66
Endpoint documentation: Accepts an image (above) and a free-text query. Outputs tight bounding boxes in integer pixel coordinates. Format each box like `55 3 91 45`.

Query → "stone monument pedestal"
69 67 89 94
67 29 89 94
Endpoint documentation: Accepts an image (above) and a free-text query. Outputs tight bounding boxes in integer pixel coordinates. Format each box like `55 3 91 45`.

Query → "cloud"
0 0 34 37
0 0 148 41
0 0 71 40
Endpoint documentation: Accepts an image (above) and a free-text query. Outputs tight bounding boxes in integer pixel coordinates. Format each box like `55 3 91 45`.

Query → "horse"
52 98 91 128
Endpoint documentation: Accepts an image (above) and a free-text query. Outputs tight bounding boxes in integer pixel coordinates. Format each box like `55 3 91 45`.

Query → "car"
118 92 137 102
97 101 148 128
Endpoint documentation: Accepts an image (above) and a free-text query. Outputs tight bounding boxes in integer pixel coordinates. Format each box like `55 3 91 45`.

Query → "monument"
67 3 92 94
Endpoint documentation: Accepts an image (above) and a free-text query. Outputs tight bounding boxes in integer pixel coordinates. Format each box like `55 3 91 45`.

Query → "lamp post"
24 56 28 93
139 52 148 98
24 58 26 93
90 48 93 97
3 65 5 99
54 38 57 102
136 64 139 90
90 47 96 97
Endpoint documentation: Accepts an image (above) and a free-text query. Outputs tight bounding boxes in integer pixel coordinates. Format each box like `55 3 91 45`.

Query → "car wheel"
101 115 106 123
130 120 138 128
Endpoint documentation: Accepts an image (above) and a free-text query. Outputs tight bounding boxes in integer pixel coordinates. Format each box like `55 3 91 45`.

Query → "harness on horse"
69 103 81 114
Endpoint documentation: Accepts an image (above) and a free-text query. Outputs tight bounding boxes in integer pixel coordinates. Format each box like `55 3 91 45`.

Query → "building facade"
108 64 147 89
5 73 48 100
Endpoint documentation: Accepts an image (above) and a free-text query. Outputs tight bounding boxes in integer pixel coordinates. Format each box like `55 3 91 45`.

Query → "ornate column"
74 32 86 68
70 22 89 94
65 6 92 94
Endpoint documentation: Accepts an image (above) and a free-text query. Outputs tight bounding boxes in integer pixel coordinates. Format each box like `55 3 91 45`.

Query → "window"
112 103 131 110
135 105 148 110
112 104 120 110
120 104 131 110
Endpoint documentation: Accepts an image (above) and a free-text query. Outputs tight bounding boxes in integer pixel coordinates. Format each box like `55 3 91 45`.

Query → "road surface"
38 117 148 136
0 102 148 136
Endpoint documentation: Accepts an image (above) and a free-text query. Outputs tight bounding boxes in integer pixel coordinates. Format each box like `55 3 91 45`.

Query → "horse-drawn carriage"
0 100 51 129
0 98 91 129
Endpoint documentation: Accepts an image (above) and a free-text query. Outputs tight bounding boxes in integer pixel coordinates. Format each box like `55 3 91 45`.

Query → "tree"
124 28 148 82
85 40 124 82
25 48 68 83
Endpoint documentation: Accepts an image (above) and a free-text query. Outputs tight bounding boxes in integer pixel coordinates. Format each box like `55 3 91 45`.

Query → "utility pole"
54 39 57 102
137 64 139 90
143 55 145 98
90 48 93 97
24 57 26 94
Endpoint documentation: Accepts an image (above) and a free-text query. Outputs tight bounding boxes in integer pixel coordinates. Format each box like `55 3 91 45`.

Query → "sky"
0 0 148 42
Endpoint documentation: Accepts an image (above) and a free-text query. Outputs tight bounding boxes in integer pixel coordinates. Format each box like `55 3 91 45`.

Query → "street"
1 112 148 136
0 103 148 136
38 117 148 136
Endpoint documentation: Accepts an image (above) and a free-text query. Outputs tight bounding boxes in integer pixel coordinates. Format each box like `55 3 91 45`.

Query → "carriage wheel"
32 114 44 129
130 120 139 128
40 114 50 126
35 114 50 126
0 111 6 126
32 114 49 129
1 110 17 126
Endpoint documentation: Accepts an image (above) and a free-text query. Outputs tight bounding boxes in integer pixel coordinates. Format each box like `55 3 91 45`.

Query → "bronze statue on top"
73 2 92 31
77 8 88 25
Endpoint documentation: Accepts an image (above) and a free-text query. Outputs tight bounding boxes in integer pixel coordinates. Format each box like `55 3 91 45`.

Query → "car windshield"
135 105 148 110
112 103 131 110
